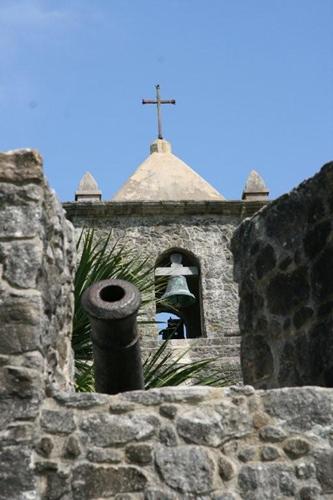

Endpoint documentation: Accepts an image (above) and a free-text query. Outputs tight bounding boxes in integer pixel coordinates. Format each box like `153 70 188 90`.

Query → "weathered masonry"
232 161 333 390
64 139 268 381
1 150 333 499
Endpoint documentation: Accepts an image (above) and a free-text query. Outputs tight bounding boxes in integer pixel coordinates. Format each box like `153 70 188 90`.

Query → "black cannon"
81 278 144 394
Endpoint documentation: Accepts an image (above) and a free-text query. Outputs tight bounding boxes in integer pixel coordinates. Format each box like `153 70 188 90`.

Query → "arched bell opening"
155 248 203 338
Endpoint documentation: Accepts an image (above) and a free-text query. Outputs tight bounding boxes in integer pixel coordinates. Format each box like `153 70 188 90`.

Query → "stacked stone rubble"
36 385 333 499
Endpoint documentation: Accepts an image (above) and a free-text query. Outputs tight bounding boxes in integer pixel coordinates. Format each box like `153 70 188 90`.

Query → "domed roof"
112 139 224 201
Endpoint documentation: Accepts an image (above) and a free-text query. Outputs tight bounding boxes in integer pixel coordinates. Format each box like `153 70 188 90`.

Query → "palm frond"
73 229 229 392
73 229 157 390
142 330 229 389
75 361 95 392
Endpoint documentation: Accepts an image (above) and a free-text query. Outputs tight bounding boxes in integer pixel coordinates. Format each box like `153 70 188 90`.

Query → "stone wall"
36 385 333 499
0 149 75 498
232 162 333 388
1 151 333 499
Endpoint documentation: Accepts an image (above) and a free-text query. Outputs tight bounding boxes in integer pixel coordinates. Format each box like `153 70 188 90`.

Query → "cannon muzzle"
81 279 144 394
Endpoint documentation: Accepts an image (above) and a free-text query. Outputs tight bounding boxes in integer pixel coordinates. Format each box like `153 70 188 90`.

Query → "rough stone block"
44 470 71 500
40 409 76 434
0 397 40 428
176 408 224 446
314 449 333 493
0 293 42 354
0 204 42 239
238 463 296 499
80 413 159 446
258 425 287 442
63 435 81 458
159 424 178 447
283 437 311 459
54 391 110 409
87 447 122 464
72 464 147 499
295 462 316 480
260 445 280 461
298 485 323 499
155 445 215 494
0 446 37 499
0 240 42 289
218 454 236 481
159 403 178 419
237 446 257 463
1 422 35 446
262 387 333 431
125 443 153 465
215 401 252 440
36 437 54 458
0 149 43 183
2 365 43 398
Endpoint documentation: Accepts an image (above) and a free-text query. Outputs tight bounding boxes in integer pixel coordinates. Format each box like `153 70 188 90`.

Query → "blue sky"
0 0 332 201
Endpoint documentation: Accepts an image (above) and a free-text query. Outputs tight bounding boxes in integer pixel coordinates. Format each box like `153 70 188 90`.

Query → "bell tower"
64 86 269 382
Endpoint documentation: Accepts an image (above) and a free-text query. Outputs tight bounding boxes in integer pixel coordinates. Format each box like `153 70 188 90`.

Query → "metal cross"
142 84 176 140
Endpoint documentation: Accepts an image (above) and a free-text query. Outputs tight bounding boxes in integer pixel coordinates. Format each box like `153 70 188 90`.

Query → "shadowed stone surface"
125 443 153 464
232 161 333 388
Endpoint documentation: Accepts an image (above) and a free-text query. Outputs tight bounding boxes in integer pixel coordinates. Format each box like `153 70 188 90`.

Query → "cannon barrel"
81 279 144 394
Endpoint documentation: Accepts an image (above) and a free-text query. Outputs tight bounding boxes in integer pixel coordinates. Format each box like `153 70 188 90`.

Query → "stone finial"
242 170 269 201
150 139 172 154
75 172 102 202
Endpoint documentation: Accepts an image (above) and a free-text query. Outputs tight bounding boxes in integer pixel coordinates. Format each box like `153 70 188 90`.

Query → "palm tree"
73 229 228 391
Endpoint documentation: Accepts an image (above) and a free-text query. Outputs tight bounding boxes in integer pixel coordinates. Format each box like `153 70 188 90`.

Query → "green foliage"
143 331 228 389
73 229 229 391
73 229 156 390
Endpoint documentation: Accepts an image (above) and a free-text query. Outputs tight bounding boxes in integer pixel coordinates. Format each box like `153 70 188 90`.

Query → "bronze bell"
161 254 196 308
